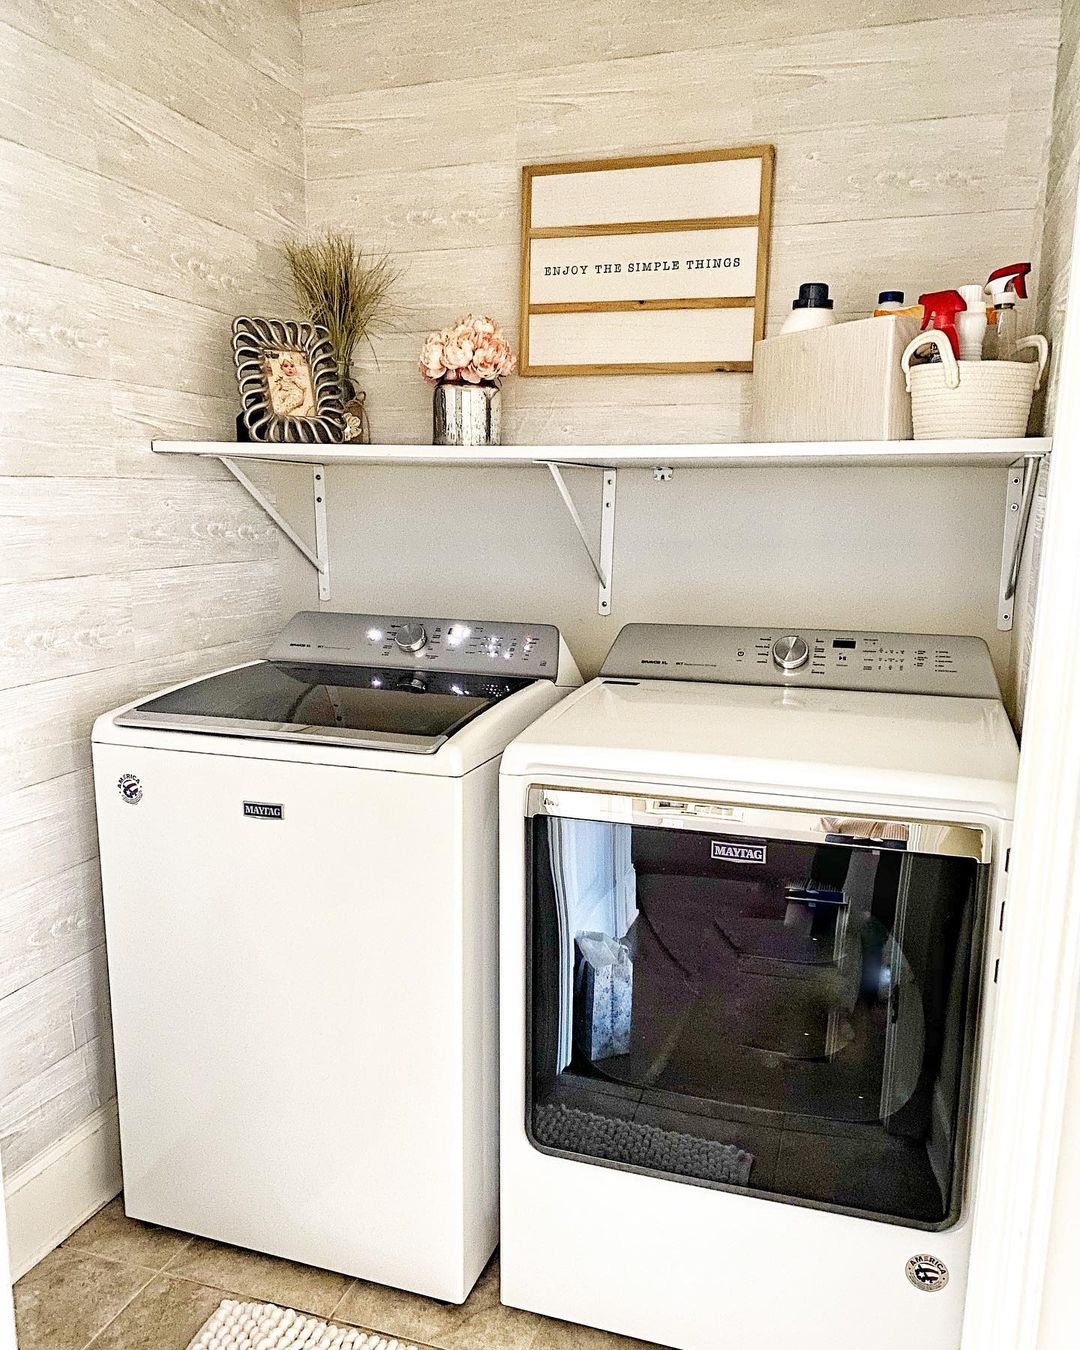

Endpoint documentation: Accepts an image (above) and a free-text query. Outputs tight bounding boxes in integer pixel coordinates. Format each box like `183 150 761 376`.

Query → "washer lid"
114 659 537 754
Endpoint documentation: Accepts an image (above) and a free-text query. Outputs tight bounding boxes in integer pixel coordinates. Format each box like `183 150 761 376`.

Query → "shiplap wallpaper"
285 0 1062 685
1036 0 1080 429
0 1 303 1178
303 0 1060 444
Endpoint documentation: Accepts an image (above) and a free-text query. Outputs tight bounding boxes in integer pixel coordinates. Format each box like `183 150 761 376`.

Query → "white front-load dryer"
499 624 1018 1350
92 610 580 1303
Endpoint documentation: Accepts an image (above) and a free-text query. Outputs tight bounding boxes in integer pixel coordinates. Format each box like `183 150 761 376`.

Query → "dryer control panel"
601 625 1001 699
269 611 562 678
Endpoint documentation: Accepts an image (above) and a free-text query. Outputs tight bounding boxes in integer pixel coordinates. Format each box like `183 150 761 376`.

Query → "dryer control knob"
772 634 809 671
395 623 428 653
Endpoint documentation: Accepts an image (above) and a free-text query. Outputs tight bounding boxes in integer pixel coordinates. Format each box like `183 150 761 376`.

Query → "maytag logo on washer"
243 801 283 820
905 1255 949 1292
711 840 766 864
117 773 142 805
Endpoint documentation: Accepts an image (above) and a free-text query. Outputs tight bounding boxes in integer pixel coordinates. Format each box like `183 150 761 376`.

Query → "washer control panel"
601 625 1001 698
269 611 560 678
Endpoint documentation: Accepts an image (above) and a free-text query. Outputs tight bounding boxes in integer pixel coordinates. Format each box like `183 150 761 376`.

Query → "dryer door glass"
525 795 989 1229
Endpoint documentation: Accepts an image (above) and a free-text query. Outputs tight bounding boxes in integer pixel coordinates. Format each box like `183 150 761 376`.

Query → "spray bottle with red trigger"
914 290 967 362
984 262 1031 361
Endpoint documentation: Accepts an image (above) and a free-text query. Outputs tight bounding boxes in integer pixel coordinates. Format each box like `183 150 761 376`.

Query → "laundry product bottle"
957 284 988 361
984 262 1031 360
780 282 838 333
874 290 906 314
916 290 967 360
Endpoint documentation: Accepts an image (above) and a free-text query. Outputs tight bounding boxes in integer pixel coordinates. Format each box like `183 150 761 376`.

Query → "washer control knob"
395 622 427 653
772 634 809 671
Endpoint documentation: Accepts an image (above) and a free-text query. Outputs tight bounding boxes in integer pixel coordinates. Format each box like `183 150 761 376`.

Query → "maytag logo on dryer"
711 840 767 865
243 801 283 820
117 773 142 805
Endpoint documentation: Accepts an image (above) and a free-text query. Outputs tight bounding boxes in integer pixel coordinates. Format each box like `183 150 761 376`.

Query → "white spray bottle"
956 284 987 360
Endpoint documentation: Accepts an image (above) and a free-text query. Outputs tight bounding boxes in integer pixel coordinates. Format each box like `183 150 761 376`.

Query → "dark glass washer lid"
114 660 535 753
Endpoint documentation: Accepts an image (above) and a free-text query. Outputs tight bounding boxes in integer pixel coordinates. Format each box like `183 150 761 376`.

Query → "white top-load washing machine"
92 610 580 1303
499 625 1018 1350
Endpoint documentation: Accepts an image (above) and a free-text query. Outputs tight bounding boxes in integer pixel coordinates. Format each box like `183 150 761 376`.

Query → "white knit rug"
186 1298 419 1349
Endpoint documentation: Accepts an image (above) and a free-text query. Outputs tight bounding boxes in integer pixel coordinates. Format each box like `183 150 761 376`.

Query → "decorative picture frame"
232 316 346 443
519 145 775 377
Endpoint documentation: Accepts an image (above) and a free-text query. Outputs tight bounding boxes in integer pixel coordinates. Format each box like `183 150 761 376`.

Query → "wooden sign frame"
519 145 774 377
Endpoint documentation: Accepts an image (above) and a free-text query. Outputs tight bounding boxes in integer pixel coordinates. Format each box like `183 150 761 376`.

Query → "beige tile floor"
14 1198 660 1350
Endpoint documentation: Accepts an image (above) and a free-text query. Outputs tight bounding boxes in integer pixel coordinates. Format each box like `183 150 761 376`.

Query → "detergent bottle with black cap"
780 282 838 334
984 262 1031 360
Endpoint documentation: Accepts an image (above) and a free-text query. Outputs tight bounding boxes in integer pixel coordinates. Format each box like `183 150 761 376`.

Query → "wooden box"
749 314 920 442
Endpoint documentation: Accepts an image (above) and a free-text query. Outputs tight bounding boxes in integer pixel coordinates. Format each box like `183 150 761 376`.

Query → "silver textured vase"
432 383 501 446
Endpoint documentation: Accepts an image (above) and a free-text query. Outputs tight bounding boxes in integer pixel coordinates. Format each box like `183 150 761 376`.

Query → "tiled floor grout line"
77 1265 157 1350
327 1280 357 1322
59 1242 179 1277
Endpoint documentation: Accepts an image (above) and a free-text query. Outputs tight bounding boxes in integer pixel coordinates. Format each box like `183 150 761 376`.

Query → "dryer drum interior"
525 800 988 1229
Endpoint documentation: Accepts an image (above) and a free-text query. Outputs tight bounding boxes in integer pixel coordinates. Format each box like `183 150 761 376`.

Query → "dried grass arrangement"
284 232 400 440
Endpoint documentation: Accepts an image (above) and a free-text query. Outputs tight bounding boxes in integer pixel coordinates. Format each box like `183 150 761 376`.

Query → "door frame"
961 201 1080 1349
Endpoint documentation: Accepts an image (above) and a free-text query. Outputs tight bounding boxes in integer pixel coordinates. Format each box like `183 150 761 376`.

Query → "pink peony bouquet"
419 314 516 386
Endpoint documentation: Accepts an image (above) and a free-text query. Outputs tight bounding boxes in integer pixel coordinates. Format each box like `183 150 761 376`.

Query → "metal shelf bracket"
546 463 618 614
221 456 331 602
998 454 1041 631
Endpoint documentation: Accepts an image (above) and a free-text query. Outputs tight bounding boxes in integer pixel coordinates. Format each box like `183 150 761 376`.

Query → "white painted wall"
285 0 1061 693
0 0 303 1212
1028 4 1080 1341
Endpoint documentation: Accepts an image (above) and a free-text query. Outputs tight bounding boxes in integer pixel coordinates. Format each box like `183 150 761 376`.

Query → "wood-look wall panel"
305 13 1056 179
2 140 288 321
1 478 279 584
0 561 281 691
0 370 236 481
308 112 1047 260
0 862 105 1003
1 259 237 399
2 0 302 1179
1034 0 1080 431
158 0 304 93
93 79 305 248
0 20 101 173
0 950 112 1096
0 23 303 249
0 1036 116 1174
108 387 245 479
0 640 271 798
3 0 301 173
303 0 1047 97
1 772 99 898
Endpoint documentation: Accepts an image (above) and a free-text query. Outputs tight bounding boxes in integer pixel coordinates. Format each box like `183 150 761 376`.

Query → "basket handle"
901 330 960 391
1015 334 1050 391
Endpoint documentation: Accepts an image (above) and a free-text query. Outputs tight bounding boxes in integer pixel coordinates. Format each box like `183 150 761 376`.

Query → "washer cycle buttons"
771 634 810 671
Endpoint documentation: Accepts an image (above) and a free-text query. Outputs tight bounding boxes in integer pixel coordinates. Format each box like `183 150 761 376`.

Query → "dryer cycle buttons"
395 622 428 653
771 634 809 671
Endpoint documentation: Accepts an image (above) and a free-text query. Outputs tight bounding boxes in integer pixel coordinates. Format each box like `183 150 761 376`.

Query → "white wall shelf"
152 438 1051 623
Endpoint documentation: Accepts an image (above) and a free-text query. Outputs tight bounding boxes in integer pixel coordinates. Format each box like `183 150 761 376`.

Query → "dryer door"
524 788 990 1229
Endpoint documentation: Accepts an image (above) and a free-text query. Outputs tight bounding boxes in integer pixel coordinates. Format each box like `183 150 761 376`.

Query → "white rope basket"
900 330 1049 440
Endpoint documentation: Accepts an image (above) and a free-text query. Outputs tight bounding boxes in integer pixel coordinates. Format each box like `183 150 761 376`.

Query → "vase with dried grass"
284 232 399 443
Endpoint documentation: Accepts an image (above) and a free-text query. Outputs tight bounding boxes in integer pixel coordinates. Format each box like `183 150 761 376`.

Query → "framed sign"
519 145 774 377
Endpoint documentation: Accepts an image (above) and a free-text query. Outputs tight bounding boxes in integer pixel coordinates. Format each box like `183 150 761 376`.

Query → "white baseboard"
4 1100 122 1281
